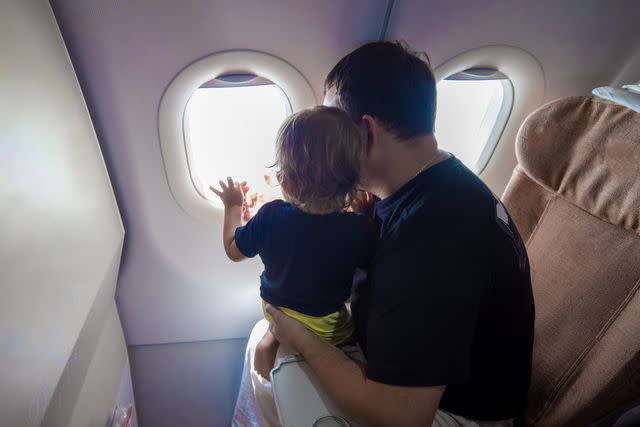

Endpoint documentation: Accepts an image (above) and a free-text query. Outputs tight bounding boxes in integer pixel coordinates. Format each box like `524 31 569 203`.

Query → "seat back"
502 96 640 426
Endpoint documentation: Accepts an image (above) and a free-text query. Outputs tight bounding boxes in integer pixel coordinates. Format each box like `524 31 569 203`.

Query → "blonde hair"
275 106 365 214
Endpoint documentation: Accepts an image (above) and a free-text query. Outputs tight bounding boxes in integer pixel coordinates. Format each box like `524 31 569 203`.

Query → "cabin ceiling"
388 0 640 99
52 0 640 101
49 0 640 346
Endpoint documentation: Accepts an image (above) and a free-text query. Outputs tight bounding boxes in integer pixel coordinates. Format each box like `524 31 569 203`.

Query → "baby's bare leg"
254 328 279 381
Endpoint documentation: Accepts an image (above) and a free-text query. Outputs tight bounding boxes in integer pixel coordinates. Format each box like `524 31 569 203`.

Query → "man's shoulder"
398 185 495 239
437 166 503 228
381 170 509 265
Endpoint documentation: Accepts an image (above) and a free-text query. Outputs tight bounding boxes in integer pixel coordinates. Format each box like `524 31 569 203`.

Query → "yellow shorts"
262 301 353 345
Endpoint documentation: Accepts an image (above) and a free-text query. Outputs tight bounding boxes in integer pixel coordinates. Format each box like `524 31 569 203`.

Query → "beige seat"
502 96 640 426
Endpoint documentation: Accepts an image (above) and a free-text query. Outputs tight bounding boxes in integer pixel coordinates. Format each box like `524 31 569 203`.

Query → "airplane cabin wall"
49 1 387 425
612 46 640 87
47 1 640 426
386 0 640 194
0 1 136 426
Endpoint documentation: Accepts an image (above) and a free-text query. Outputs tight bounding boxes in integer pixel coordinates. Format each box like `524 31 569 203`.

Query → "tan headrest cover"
517 96 640 234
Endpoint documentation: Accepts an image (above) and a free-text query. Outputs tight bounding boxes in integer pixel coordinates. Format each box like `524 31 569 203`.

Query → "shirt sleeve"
363 218 487 387
233 202 271 258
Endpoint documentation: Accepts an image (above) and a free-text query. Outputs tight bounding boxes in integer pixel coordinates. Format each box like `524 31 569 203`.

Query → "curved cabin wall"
0 1 135 426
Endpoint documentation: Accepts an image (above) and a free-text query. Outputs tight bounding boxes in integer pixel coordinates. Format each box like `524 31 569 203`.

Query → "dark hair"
275 106 365 214
324 41 436 140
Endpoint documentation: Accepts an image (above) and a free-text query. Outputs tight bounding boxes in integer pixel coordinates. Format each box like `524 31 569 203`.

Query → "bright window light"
435 78 510 172
185 84 289 209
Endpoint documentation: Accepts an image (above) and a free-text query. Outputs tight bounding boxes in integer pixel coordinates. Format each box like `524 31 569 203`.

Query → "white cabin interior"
2 1 640 426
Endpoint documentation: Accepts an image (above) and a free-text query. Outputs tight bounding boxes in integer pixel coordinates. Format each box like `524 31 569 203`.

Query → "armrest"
271 346 364 427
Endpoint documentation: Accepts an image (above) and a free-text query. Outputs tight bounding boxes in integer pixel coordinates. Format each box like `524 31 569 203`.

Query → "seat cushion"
502 96 640 426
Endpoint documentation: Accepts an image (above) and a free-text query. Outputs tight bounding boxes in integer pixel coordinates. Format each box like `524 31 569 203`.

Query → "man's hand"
264 304 314 352
210 176 245 208
265 305 443 427
240 182 253 221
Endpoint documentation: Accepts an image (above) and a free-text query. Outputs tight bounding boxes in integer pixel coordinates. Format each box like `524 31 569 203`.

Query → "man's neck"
375 134 443 200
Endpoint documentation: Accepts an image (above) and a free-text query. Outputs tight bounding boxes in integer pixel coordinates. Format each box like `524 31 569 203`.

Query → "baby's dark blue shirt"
234 199 374 316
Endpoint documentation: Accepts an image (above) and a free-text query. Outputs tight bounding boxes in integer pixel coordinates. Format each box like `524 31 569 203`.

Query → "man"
236 41 534 427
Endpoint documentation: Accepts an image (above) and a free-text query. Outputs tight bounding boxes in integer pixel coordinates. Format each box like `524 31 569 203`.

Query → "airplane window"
184 75 290 209
435 69 513 173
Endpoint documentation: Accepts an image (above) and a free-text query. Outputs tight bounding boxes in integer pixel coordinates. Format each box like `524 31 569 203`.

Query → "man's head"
324 41 437 140
323 41 438 196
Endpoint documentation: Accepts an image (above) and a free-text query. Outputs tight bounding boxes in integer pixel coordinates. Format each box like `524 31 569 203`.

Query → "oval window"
435 68 513 173
184 74 290 210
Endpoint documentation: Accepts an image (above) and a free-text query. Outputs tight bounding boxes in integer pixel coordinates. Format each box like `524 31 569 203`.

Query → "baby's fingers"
219 179 228 191
210 186 223 197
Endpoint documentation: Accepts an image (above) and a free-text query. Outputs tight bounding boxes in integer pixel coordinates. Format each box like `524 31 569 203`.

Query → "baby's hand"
348 191 375 215
240 182 254 221
210 177 245 208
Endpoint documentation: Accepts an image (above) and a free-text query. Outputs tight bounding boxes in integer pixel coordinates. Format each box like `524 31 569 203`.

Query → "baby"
211 106 374 380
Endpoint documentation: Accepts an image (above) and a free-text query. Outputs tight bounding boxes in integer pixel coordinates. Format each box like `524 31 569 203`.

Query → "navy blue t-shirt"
351 156 534 421
235 200 374 316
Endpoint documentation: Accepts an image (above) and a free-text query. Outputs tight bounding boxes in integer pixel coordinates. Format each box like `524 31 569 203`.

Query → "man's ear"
361 114 377 155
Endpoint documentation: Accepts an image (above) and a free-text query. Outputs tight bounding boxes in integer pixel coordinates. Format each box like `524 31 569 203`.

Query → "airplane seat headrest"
502 96 640 426
516 96 640 234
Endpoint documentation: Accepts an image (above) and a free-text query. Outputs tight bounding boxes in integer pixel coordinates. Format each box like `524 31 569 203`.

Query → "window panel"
184 83 289 209
435 77 512 172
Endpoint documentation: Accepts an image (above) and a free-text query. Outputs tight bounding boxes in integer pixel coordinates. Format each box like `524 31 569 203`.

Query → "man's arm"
210 177 246 262
265 304 444 427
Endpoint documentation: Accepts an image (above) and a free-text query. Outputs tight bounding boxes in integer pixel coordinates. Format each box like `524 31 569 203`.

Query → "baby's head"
275 106 364 214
